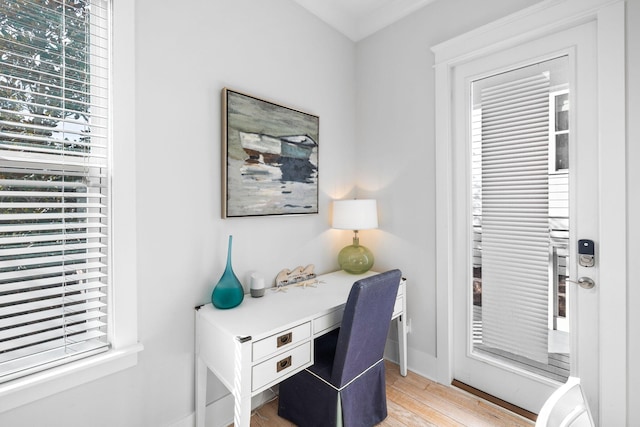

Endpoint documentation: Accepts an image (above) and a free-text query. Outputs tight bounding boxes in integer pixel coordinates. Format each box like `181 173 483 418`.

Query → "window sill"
0 343 143 414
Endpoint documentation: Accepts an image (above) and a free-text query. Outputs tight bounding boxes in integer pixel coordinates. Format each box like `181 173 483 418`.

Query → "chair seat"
308 328 339 381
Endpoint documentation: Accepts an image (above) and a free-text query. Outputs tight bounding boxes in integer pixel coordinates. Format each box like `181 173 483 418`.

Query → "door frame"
432 0 626 424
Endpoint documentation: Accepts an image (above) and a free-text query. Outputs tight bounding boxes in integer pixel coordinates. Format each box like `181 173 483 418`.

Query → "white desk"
194 270 407 427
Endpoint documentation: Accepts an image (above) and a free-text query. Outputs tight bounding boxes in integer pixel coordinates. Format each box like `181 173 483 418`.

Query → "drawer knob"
277 332 292 347
276 356 292 372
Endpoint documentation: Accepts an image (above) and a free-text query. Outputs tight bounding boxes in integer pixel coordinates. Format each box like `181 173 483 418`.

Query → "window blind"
0 0 110 383
479 73 550 364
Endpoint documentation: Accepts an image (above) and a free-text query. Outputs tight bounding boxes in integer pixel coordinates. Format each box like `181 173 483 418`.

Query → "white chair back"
536 377 594 427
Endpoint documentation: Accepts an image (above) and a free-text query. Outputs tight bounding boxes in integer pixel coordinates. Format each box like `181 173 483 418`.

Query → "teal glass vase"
212 235 244 309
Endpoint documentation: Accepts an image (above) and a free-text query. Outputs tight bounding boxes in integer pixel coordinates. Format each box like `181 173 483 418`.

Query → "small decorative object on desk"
275 265 317 289
211 235 244 309
250 273 265 298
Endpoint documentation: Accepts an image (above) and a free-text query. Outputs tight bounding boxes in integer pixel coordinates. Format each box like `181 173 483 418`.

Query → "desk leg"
233 392 252 427
397 315 408 376
195 355 207 427
233 337 253 427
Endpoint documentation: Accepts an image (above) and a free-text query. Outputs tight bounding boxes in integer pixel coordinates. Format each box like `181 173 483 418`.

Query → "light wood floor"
244 361 535 427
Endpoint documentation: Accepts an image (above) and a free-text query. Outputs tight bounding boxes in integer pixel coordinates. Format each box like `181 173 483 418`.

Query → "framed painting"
222 88 319 218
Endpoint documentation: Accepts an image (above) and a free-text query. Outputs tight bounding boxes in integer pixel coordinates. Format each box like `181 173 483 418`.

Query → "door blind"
0 0 110 383
480 73 550 363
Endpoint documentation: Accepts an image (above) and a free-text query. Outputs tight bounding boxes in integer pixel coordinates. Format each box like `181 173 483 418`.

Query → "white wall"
134 1 360 423
1 0 637 426
135 0 362 424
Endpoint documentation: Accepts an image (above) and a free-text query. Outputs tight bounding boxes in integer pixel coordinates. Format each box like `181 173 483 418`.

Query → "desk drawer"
252 322 311 362
252 341 311 392
314 308 343 335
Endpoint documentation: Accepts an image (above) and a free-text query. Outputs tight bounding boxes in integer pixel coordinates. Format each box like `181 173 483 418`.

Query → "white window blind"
0 0 110 383
479 73 550 364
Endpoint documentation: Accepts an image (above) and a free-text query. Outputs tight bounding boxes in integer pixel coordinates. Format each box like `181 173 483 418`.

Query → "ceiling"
293 0 438 42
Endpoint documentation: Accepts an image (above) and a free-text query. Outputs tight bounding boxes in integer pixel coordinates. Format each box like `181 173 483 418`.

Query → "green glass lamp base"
338 244 374 274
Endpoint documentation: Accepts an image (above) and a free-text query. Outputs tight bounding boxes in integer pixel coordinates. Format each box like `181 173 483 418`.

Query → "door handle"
567 277 595 289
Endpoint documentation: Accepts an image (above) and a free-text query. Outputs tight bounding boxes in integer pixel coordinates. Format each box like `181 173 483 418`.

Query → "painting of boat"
239 131 317 164
222 88 319 218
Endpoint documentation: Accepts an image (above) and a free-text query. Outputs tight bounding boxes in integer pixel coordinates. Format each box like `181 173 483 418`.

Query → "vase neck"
226 235 233 268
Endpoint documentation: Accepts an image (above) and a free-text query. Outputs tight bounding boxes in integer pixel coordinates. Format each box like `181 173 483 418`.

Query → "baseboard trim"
451 379 537 422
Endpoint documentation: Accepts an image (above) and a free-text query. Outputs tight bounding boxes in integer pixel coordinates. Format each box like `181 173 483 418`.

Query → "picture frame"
222 88 319 218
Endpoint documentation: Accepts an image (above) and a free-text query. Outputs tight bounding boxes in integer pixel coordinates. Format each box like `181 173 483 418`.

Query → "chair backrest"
536 377 595 427
330 269 402 387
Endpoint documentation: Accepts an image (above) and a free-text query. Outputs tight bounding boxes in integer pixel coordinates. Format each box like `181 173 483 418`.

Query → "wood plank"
386 384 461 426
383 399 436 426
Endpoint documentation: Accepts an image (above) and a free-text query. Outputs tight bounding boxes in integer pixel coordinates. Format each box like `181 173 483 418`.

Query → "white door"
450 22 599 416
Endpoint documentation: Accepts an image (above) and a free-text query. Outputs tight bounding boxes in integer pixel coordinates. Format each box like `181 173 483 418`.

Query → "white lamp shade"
332 199 378 230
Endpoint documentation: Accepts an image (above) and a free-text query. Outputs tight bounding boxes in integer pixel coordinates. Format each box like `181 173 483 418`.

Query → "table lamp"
332 199 378 274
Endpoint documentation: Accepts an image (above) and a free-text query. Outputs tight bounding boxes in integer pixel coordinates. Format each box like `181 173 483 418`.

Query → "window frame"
0 0 141 412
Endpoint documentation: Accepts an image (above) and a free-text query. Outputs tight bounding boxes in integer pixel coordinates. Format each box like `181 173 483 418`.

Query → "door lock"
578 239 595 267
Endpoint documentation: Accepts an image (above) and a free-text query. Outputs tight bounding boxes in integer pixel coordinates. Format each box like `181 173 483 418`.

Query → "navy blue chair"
278 269 402 427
